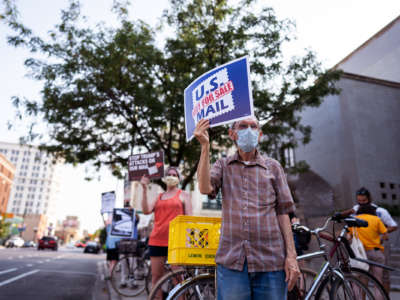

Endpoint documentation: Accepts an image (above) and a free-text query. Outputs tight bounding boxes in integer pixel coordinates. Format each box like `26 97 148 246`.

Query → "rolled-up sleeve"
271 159 295 215
208 158 223 199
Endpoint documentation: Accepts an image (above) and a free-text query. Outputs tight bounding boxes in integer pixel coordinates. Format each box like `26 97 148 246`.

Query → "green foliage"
0 219 11 240
1 0 341 187
99 227 107 246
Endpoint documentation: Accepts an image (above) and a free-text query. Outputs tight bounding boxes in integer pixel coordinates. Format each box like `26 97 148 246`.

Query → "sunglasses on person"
356 189 369 196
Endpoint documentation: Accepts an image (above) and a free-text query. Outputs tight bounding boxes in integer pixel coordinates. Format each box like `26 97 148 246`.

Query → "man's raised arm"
194 119 213 194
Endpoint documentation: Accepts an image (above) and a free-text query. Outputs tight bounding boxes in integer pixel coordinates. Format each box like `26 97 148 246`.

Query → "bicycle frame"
318 223 397 272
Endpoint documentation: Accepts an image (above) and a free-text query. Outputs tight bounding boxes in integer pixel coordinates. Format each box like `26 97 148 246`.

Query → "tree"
0 219 11 240
1 0 340 188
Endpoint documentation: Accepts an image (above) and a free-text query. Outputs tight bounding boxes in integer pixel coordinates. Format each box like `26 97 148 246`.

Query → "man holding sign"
194 117 300 299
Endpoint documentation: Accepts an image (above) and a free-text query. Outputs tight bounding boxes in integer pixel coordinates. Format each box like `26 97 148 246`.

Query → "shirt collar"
227 150 268 169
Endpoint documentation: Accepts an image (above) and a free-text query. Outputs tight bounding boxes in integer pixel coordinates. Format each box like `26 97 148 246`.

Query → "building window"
380 182 385 188
382 193 387 200
390 183 395 189
284 148 295 168
203 191 222 210
392 194 397 200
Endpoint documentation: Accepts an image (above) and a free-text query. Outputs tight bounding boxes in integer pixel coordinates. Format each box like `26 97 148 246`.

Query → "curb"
101 261 122 300
92 261 110 300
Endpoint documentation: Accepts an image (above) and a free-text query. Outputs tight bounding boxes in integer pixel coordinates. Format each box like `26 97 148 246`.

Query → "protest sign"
128 150 164 181
101 191 116 214
123 173 131 206
184 56 254 141
110 208 136 238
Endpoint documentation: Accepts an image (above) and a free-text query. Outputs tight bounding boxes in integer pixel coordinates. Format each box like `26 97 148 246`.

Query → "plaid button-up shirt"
209 151 295 272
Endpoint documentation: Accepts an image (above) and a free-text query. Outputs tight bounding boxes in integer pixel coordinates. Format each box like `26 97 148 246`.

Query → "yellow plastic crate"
168 215 221 266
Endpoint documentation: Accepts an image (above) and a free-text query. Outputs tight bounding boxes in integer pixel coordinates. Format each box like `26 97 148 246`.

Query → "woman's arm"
140 175 155 215
181 190 192 215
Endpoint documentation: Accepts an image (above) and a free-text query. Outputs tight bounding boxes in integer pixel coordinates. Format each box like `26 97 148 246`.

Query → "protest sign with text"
101 191 116 214
110 208 136 238
184 56 254 141
128 150 164 181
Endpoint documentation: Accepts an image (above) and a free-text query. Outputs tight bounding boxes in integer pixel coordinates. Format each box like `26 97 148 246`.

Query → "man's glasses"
237 124 258 130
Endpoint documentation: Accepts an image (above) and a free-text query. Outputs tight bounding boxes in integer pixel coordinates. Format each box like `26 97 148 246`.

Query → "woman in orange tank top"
141 166 192 297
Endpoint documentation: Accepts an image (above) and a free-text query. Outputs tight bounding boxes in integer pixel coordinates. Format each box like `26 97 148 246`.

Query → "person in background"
141 166 192 299
105 218 122 280
341 187 397 292
195 117 299 300
349 204 388 299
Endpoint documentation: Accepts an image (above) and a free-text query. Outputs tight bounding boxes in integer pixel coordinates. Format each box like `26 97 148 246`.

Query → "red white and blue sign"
184 56 254 141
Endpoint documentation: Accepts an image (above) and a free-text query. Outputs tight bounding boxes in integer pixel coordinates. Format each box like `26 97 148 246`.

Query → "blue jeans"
217 260 287 300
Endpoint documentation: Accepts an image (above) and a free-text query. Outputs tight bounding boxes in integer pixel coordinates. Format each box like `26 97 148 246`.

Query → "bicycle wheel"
329 273 374 299
288 267 331 300
345 268 389 300
110 256 150 297
168 273 215 300
148 267 187 300
294 268 330 300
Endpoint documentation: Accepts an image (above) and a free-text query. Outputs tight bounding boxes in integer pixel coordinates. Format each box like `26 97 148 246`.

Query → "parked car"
75 241 86 248
22 240 36 248
5 236 24 248
84 241 101 254
38 236 58 251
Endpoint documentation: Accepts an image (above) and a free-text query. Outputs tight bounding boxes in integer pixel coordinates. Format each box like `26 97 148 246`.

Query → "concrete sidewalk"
99 261 148 300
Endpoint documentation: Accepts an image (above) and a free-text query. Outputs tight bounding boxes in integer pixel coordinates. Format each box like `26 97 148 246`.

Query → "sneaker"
119 282 127 288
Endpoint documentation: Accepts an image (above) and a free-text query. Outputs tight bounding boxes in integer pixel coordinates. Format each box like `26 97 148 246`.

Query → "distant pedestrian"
141 166 192 298
105 220 122 279
341 187 397 292
349 204 388 299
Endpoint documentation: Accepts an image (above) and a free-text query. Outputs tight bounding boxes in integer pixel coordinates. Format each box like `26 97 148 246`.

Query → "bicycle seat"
344 217 368 228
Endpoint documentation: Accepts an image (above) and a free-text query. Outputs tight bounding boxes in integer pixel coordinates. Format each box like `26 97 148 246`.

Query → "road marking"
0 270 39 287
26 264 33 267
18 256 23 259
7 257 12 260
39 270 96 276
38 261 43 264
0 268 17 275
45 259 50 262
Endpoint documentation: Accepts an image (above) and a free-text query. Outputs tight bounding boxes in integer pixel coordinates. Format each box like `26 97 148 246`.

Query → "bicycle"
110 238 151 297
148 265 213 300
293 214 393 300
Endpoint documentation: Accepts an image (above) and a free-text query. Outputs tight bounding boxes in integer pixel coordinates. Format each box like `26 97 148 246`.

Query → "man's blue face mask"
236 127 259 152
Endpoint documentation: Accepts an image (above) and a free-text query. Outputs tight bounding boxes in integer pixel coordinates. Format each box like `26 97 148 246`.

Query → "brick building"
0 153 15 214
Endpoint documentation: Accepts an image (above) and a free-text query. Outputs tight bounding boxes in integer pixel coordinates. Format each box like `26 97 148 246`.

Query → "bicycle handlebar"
292 216 331 236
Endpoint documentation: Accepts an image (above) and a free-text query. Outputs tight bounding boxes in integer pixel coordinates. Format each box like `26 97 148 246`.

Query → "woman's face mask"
162 175 180 187
236 127 259 152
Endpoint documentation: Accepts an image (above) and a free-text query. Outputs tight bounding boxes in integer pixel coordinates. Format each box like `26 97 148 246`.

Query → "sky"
0 0 399 233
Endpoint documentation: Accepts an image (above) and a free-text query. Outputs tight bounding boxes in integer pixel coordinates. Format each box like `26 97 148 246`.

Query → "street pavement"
0 246 108 300
2 246 400 299
100 260 147 300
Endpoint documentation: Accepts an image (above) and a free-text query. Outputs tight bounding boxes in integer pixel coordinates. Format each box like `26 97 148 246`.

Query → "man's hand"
194 119 210 145
285 256 300 291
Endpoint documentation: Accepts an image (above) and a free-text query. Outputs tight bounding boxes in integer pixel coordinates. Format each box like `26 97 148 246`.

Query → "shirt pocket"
257 172 276 206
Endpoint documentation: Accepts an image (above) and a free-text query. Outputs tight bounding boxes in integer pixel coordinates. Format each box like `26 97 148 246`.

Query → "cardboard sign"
101 191 116 214
184 56 254 141
110 208 136 238
128 150 164 181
